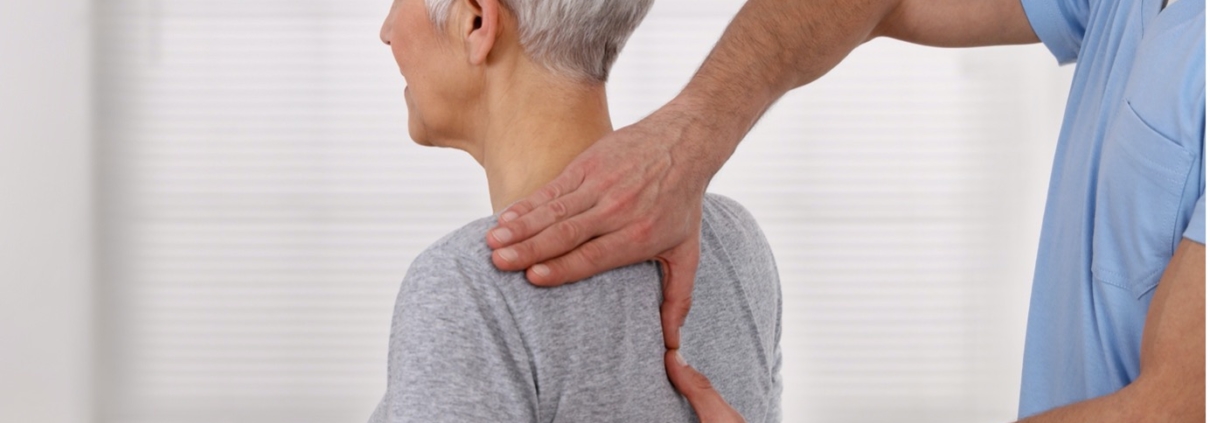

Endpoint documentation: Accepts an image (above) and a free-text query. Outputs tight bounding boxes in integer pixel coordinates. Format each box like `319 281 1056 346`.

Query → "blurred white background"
1 0 1074 422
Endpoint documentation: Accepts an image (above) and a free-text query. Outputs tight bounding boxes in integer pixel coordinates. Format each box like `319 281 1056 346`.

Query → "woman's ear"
461 0 500 65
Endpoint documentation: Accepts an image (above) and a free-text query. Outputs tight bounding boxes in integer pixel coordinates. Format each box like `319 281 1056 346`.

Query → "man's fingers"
659 234 701 350
664 350 746 423
492 164 585 227
487 189 597 253
523 227 652 286
491 208 616 277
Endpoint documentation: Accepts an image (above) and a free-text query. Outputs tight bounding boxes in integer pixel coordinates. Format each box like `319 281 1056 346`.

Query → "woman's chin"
403 94 430 146
407 128 432 147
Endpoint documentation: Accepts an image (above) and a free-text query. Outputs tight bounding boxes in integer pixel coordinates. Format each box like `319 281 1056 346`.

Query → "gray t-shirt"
370 193 782 423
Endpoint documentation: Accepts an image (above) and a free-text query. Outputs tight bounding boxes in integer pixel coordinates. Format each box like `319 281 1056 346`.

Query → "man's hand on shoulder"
485 102 724 349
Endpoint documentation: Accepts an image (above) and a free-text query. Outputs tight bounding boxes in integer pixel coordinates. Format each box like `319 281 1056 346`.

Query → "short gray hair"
426 0 653 82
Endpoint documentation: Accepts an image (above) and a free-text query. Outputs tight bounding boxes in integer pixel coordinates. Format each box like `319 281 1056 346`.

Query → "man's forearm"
662 0 899 177
1015 388 1137 423
688 0 898 106
1014 357 1199 423
661 0 1038 176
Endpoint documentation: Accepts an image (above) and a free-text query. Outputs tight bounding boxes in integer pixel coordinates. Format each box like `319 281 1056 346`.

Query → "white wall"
0 1 94 422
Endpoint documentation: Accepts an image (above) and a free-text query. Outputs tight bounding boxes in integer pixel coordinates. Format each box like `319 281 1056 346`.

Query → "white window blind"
96 0 1073 422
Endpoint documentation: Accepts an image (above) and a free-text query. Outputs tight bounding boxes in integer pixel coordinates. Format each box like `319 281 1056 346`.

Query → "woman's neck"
472 71 613 212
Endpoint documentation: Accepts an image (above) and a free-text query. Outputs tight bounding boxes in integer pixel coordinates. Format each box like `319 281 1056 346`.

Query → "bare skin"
486 0 1205 420
487 0 1036 350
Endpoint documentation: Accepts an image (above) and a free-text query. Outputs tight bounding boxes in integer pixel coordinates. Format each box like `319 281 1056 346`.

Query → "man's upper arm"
877 0 1042 47
1130 238 1205 421
1017 239 1204 423
381 251 537 423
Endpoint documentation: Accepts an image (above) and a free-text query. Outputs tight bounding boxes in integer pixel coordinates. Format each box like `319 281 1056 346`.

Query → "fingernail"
491 228 513 243
498 248 518 263
501 211 518 222
532 264 550 277
675 351 687 367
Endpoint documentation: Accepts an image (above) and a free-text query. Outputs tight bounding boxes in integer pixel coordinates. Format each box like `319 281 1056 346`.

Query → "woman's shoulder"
399 216 513 297
423 215 500 261
701 193 773 253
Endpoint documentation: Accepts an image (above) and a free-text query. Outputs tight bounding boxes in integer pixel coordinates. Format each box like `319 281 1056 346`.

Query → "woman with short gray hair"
368 0 782 421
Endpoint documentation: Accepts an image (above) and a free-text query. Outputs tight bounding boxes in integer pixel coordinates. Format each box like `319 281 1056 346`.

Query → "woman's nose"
380 21 392 45
379 4 395 46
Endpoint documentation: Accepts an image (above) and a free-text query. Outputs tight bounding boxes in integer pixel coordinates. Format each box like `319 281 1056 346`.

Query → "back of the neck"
478 75 612 212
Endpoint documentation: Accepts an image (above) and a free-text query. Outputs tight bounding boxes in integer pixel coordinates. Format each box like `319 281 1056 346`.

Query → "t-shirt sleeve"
1182 115 1207 245
1183 194 1205 244
377 250 537 423
1019 0 1092 64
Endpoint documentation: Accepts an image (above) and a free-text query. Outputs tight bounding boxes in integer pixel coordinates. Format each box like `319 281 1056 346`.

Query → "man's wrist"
649 95 745 187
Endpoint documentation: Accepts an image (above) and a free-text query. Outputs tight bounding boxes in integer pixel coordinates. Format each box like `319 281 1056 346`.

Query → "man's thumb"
665 350 746 423
659 235 700 350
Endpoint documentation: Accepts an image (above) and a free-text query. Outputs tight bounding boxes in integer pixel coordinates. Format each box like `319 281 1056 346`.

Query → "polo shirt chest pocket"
1091 101 1196 298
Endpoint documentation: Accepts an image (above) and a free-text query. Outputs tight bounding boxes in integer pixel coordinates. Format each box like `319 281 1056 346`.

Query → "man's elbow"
1119 371 1206 423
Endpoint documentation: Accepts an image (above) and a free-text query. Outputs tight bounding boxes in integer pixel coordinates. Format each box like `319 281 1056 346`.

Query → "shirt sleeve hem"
1183 194 1206 244
1019 0 1082 64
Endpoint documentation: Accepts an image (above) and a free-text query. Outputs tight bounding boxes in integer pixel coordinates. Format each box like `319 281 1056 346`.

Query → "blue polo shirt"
1018 0 1205 417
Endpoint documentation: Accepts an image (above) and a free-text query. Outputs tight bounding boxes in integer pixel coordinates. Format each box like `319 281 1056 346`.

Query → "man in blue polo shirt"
1017 0 1204 418
482 0 1205 421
